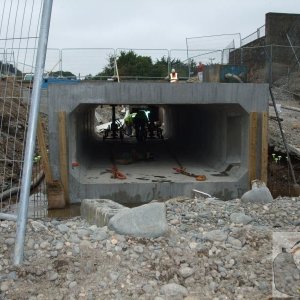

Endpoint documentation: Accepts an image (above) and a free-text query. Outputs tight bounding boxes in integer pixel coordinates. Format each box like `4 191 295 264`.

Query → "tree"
49 70 76 78
151 56 169 78
117 51 153 77
95 51 154 79
94 50 194 80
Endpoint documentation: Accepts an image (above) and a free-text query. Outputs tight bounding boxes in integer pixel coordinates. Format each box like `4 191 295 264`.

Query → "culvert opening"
70 103 248 187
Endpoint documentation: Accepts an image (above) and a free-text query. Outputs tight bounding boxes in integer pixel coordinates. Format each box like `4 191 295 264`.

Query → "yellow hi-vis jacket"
170 72 178 83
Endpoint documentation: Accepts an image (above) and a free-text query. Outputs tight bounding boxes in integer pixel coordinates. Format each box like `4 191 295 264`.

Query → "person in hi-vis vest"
169 68 178 83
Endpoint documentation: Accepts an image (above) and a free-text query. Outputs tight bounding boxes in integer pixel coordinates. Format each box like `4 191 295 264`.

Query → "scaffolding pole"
14 0 53 266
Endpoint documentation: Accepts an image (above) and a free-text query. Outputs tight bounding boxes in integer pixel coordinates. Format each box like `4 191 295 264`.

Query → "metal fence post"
59 49 63 77
269 45 273 85
167 50 171 76
14 0 53 266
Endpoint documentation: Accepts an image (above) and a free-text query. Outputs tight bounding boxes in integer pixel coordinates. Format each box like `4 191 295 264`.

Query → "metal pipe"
186 38 190 78
0 213 17 221
14 0 53 266
0 170 44 201
59 49 62 77
224 73 244 83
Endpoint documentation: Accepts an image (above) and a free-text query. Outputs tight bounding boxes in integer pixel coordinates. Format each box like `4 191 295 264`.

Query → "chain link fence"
228 44 300 92
241 25 265 46
20 44 299 87
61 48 115 79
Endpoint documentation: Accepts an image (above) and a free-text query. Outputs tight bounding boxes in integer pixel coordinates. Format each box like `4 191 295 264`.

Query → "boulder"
241 180 273 204
108 202 168 238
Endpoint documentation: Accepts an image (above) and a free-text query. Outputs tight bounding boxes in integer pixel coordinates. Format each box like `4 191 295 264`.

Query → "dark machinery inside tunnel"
71 103 248 188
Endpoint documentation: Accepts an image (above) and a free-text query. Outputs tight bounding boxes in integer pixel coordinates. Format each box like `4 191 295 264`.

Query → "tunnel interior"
70 103 249 185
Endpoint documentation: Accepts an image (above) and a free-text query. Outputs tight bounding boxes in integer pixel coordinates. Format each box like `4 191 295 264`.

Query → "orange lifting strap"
173 167 206 181
107 166 127 180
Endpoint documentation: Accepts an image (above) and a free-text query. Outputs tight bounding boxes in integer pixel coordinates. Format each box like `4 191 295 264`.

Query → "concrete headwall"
47 82 269 203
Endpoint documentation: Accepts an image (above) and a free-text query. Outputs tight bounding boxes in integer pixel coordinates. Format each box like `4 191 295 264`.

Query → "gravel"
0 196 299 299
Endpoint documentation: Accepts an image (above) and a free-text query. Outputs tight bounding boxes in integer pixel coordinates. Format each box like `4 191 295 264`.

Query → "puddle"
47 204 81 218
3 189 147 220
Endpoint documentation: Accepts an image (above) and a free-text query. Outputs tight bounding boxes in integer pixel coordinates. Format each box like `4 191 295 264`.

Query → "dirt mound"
0 77 29 190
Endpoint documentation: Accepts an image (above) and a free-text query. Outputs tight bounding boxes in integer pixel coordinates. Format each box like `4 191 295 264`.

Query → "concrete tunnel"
48 82 269 204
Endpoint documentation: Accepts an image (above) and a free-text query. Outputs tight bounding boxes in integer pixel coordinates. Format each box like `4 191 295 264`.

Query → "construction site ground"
1 75 300 299
1 196 300 299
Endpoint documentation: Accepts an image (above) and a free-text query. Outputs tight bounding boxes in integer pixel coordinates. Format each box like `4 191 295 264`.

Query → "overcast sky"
1 0 299 76
49 0 299 50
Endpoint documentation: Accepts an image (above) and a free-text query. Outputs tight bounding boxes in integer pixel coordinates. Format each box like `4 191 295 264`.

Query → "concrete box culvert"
48 82 269 204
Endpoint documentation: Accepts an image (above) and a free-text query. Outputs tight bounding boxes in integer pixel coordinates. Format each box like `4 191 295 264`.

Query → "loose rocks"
230 212 253 225
0 196 299 299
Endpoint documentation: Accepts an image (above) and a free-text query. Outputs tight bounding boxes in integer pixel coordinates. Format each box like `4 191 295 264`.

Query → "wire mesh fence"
241 25 265 46
227 44 300 91
61 48 115 79
0 0 48 220
17 45 300 86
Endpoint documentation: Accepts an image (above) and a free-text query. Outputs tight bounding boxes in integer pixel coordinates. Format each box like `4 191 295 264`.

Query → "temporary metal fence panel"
186 33 241 58
61 48 115 80
170 49 223 78
44 48 61 74
13 0 53 265
1 47 60 79
241 25 265 46
0 0 46 219
0 0 53 264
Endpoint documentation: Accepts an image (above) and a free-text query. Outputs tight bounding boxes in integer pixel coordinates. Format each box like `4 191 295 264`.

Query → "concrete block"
80 199 127 227
108 202 169 238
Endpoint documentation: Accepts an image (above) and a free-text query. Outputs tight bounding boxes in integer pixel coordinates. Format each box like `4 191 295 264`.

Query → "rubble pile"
0 196 299 299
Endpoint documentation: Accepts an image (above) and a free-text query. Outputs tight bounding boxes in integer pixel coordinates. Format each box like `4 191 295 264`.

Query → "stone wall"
229 37 266 66
265 12 300 46
266 13 300 64
229 12 300 82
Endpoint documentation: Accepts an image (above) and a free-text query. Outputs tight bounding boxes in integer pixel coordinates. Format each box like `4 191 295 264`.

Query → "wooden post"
248 112 258 186
37 116 52 183
261 112 268 184
58 111 69 205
